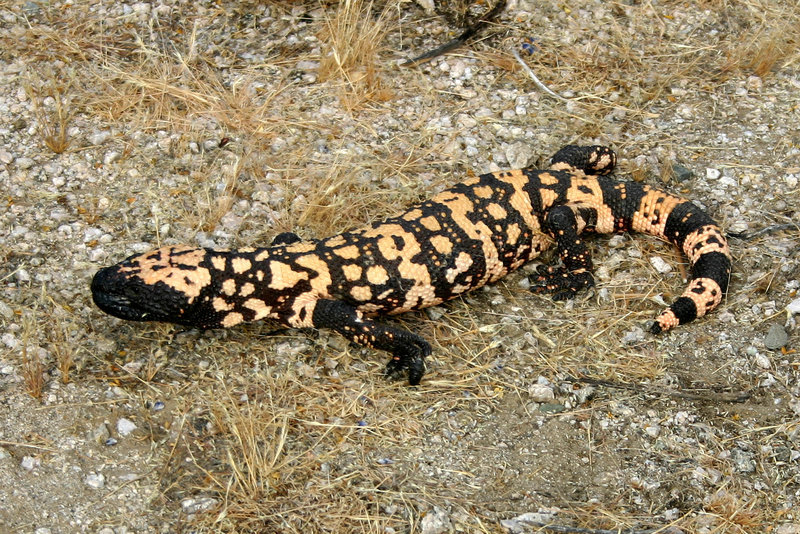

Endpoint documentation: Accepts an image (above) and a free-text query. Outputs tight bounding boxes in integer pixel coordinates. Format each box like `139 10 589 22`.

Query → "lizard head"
91 246 216 327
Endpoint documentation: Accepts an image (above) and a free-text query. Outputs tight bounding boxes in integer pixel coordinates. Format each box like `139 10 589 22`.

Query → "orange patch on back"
420 216 441 231
472 185 494 199
350 286 372 301
486 203 507 219
268 261 309 290
342 264 363 281
232 257 252 274
430 235 453 255
366 265 389 285
222 312 244 328
222 279 237 296
333 245 360 259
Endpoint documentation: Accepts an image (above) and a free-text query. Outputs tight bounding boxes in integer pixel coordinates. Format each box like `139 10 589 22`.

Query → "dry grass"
722 12 800 77
5 0 800 532
23 70 72 154
318 0 394 109
20 314 43 400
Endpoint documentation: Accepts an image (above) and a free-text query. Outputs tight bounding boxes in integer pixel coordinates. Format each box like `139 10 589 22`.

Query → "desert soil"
1 1 799 533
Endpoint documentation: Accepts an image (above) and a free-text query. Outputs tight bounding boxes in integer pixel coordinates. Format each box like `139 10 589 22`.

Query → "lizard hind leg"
549 145 616 176
311 299 431 385
529 205 595 300
271 232 303 246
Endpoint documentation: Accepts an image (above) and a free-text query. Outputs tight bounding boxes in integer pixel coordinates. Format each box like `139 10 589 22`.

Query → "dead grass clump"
186 366 428 533
47 316 74 384
20 336 44 400
701 491 764 532
722 16 800 78
318 0 393 108
23 71 73 154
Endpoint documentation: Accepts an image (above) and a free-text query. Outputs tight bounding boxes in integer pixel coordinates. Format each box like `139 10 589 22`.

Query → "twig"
506 518 683 534
511 47 569 102
0 439 58 452
727 223 797 240
564 376 751 403
402 0 507 66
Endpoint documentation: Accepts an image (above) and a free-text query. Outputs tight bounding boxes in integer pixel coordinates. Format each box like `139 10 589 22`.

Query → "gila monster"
91 145 732 385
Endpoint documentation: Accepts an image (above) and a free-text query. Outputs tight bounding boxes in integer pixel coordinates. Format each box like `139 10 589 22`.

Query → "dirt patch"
1 0 799 532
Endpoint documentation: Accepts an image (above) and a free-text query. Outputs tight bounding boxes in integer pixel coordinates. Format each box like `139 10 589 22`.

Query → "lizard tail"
649 201 732 333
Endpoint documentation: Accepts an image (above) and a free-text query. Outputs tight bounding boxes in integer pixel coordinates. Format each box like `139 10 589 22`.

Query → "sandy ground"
1 1 799 532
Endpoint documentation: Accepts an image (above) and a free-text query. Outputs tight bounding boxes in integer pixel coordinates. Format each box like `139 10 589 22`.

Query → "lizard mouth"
91 266 154 321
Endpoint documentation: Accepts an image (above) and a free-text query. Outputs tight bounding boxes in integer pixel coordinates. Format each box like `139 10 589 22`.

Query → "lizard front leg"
311 299 431 385
529 205 595 300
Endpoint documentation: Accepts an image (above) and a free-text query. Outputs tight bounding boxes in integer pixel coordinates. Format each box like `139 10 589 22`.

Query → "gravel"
1 0 799 533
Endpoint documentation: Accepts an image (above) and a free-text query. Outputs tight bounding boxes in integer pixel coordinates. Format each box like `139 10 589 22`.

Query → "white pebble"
16 157 34 169
88 248 106 262
21 455 40 470
527 383 555 402
623 327 646 344
705 168 721 180
644 424 661 438
649 256 673 274
746 75 762 92
15 268 31 282
88 130 111 145
787 298 800 315
84 472 105 489
117 417 137 436
754 353 771 369
103 151 120 165
1 333 17 349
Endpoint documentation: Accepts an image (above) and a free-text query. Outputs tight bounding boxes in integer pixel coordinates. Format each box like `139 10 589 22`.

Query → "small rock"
505 142 534 169
528 384 554 402
501 512 557 533
573 386 595 404
181 496 219 514
84 472 106 489
2 332 18 349
425 306 445 321
728 220 749 234
420 506 452 534
649 256 673 274
17 156 35 169
730 448 755 473
644 424 661 438
21 455 40 470
754 352 771 369
23 1 41 16
746 75 762 92
103 151 121 165
786 298 800 315
671 163 694 182
117 417 137 436
89 422 110 443
88 130 111 145
764 324 789 350
539 403 565 414
623 327 646 344
705 168 721 180
0 149 13 164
